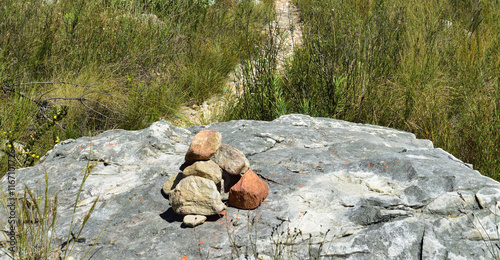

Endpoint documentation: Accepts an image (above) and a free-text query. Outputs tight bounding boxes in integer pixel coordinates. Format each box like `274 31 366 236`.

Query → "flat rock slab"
2 114 500 259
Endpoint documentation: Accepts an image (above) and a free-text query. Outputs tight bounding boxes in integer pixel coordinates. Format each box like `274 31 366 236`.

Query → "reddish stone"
185 130 222 162
229 170 269 209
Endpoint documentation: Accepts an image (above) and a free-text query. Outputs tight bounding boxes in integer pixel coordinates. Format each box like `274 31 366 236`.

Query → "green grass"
0 0 275 176
227 0 500 180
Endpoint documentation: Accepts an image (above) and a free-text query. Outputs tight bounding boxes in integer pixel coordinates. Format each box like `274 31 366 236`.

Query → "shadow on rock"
160 188 169 200
159 208 183 223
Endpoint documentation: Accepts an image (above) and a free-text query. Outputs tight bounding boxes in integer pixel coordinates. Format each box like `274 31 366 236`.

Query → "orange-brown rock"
228 170 269 209
185 130 222 162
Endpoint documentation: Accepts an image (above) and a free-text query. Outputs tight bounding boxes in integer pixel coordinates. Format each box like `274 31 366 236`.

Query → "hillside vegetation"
1 0 499 181
0 0 274 175
227 0 500 179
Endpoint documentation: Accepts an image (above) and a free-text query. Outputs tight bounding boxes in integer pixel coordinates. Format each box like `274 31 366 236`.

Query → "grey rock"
182 159 222 184
1 115 500 260
214 144 250 176
425 191 477 216
476 187 500 212
169 176 226 215
183 215 207 228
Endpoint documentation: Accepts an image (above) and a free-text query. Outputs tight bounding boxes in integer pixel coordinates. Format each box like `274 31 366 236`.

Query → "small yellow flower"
36 156 39 159
55 137 60 143
7 144 12 148
54 115 57 120
2 131 6 135
31 154 36 158
57 111 61 115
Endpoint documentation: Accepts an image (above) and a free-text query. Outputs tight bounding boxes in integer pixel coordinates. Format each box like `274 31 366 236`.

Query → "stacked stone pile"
162 130 269 227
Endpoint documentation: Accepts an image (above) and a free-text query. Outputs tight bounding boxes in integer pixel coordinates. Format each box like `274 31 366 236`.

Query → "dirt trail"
274 0 303 73
174 0 303 127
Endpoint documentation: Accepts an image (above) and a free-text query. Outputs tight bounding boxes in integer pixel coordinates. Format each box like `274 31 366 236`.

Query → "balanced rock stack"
163 130 269 227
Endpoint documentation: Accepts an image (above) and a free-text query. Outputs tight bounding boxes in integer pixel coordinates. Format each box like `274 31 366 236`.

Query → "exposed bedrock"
2 114 499 259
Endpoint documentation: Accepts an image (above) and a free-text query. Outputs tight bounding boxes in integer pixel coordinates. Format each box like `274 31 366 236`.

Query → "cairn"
163 130 269 227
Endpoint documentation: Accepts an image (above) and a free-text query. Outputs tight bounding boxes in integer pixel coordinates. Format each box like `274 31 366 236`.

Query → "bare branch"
1 81 123 121
1 85 47 106
4 81 92 89
45 96 123 118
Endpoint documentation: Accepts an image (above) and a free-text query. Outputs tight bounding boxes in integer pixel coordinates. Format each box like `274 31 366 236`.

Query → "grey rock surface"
2 114 500 259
